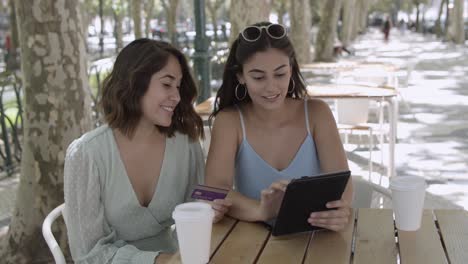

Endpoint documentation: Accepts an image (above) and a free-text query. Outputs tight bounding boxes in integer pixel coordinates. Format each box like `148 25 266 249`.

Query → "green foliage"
400 0 414 12
83 0 113 17
271 0 289 13
310 0 324 25
112 0 128 15
3 107 21 129
369 0 431 14
370 0 395 13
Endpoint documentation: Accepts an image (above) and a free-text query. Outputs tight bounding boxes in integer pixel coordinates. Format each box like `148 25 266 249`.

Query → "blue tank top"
234 100 321 200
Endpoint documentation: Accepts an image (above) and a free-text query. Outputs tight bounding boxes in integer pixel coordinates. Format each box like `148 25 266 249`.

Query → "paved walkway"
1 27 467 228
342 28 468 210
0 174 18 227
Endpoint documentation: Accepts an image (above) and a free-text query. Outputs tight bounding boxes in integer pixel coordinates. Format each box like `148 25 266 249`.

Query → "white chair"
334 98 386 180
201 125 212 158
42 203 66 264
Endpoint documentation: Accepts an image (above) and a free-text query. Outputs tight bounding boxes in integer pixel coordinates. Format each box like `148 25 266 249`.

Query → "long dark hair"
100 38 204 141
210 21 307 122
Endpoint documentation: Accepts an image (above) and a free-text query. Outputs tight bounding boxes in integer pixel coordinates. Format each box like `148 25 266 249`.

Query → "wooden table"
195 97 215 120
163 209 468 264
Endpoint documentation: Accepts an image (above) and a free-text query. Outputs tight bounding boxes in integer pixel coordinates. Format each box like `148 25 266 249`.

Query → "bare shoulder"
307 98 334 121
212 107 240 130
211 106 243 142
307 98 331 112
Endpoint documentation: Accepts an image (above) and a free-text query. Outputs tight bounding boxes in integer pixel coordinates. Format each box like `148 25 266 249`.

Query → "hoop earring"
235 83 247 101
288 79 296 94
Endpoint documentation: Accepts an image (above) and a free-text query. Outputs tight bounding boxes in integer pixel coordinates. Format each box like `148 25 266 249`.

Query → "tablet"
271 170 351 236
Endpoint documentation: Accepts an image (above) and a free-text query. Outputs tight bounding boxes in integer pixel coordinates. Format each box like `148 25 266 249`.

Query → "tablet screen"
272 170 351 236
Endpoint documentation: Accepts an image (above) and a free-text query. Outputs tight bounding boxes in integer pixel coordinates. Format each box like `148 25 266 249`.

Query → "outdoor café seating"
42 203 66 264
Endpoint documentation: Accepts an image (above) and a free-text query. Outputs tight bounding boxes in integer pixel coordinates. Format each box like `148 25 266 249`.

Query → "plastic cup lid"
172 202 214 221
390 176 427 191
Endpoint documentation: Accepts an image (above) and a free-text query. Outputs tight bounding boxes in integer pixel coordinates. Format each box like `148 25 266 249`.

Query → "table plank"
434 209 468 264
303 209 355 264
353 208 397 264
398 210 448 264
210 221 270 263
256 232 311 264
162 217 238 264
210 217 238 256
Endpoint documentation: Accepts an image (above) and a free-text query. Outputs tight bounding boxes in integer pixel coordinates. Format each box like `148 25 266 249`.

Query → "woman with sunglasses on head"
64 39 204 263
205 22 353 231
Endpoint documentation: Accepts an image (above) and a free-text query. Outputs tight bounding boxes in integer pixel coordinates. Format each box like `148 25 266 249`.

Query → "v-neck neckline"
110 128 169 209
242 135 311 173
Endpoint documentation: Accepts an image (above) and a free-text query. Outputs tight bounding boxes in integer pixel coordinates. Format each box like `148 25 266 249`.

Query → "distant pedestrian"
4 33 11 63
398 19 406 35
382 16 392 41
333 37 352 57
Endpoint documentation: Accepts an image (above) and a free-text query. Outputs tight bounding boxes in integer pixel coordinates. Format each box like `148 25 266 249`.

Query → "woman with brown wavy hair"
64 39 204 263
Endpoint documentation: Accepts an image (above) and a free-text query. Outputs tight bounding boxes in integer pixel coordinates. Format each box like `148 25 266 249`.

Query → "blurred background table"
195 83 398 177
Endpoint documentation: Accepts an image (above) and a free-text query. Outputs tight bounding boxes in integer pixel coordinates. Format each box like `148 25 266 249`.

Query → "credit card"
191 184 229 201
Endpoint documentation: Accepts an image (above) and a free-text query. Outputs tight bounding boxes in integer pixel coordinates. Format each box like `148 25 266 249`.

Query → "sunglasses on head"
240 23 287 42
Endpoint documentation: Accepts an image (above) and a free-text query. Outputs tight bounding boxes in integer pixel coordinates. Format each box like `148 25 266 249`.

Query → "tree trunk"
350 0 362 40
206 1 218 42
144 0 155 38
7 0 20 71
113 10 124 52
0 0 93 262
161 0 180 46
453 0 464 44
272 0 288 26
99 0 104 55
340 0 356 46
290 0 312 64
351 0 369 39
0 1 5 12
229 0 270 43
421 7 426 33
277 1 287 25
310 0 323 26
444 0 450 40
434 0 445 38
8 0 18 51
415 4 421 32
132 0 142 38
314 0 342 62
113 0 125 52
80 1 91 52
358 0 370 33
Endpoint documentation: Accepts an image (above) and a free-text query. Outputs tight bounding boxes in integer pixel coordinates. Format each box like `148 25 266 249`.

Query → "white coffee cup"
390 176 427 231
172 202 214 264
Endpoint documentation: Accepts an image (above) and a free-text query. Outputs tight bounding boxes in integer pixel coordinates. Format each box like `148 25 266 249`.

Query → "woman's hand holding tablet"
258 180 290 222
307 198 351 231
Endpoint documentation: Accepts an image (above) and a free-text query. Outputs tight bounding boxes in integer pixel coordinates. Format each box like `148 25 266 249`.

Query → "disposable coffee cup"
172 202 214 264
390 176 427 231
